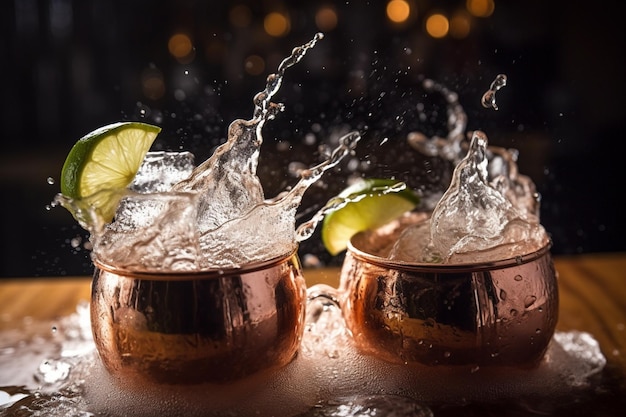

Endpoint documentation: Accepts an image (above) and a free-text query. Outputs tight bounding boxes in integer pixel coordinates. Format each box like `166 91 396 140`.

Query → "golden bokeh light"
244 54 266 76
315 5 338 31
466 0 495 18
141 68 165 101
386 0 411 24
229 4 252 28
205 39 225 64
264 12 290 37
168 33 193 60
425 13 449 38
450 12 471 39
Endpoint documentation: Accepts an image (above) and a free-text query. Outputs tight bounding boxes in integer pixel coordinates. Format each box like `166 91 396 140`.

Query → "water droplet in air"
70 237 82 248
481 74 507 111
47 177 55 185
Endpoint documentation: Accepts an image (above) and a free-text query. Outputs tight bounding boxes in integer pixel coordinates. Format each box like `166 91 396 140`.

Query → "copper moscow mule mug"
337 224 559 368
90 250 306 384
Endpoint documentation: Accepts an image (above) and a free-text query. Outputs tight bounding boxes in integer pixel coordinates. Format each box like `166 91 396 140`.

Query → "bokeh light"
229 4 252 28
449 12 471 39
315 5 338 32
168 33 195 63
264 11 290 37
141 67 165 101
244 54 266 76
466 0 495 18
425 13 449 38
386 0 411 24
205 39 225 64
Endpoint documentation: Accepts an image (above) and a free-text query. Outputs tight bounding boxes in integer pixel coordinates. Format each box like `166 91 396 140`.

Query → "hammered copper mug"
312 219 559 368
90 249 306 384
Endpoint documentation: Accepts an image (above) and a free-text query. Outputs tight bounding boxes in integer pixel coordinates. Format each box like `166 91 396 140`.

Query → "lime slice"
321 178 420 255
60 121 161 223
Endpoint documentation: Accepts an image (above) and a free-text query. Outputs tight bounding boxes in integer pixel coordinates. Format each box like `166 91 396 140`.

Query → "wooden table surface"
1 252 625 415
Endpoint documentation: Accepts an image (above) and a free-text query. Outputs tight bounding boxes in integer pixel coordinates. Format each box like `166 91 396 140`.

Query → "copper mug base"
338 228 559 368
90 250 306 385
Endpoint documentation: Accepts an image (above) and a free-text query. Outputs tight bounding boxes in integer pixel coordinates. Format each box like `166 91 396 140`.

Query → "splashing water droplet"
70 237 82 249
66 33 354 272
296 176 410 244
481 74 507 110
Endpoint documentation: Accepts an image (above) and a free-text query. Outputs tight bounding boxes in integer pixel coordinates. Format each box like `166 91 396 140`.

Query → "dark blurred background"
1 0 624 278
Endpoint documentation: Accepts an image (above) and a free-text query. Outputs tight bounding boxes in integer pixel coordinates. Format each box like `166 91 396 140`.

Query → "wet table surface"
0 252 625 416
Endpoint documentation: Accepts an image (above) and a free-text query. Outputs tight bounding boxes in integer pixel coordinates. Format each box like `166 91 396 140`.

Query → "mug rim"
347 231 551 273
93 246 300 280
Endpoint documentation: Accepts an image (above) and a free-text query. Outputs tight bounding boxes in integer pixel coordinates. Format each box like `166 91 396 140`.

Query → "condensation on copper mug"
90 250 306 384
336 216 559 367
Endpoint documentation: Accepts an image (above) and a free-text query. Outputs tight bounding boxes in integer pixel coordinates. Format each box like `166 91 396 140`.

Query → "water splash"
481 74 507 110
391 75 547 263
295 180 407 242
169 33 325 233
425 130 547 262
197 130 360 267
77 33 360 271
407 78 467 164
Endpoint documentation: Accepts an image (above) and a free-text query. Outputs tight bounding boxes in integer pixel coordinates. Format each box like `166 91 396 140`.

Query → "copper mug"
90 249 306 384
314 223 559 368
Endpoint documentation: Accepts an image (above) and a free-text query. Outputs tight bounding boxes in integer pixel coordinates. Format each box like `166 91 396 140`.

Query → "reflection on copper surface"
90 251 305 384
339 225 559 367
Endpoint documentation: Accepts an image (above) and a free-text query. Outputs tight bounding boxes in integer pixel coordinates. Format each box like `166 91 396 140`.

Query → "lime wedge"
60 122 161 223
321 178 420 255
